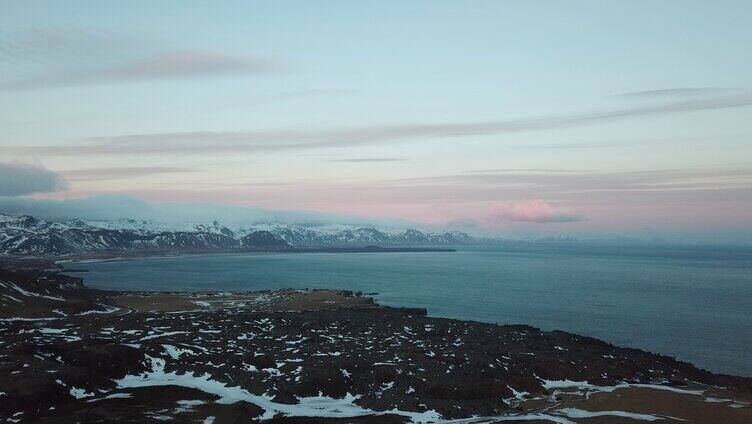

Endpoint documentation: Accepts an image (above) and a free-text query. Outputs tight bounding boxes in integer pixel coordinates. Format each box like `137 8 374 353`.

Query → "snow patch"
69 387 95 399
163 344 195 359
555 408 663 421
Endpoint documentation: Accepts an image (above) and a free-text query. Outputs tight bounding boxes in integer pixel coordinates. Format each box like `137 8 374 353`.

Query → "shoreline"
1 258 751 423
62 253 751 378
30 245 457 265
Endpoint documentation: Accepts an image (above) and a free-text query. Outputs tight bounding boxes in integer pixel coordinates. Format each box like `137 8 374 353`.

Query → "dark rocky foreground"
1 258 751 423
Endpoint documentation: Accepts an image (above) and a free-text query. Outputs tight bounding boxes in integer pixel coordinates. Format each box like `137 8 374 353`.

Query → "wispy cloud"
0 193 411 227
328 158 405 163
382 166 752 205
88 166 751 212
465 169 588 174
513 141 622 149
253 88 357 100
2 50 281 90
613 87 736 99
14 165 746 231
60 166 195 181
0 162 67 196
0 28 284 90
489 200 584 223
0 28 140 65
6 92 751 156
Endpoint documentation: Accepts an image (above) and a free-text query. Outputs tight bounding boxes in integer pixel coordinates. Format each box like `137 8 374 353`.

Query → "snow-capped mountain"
233 223 474 248
0 214 244 255
0 213 475 255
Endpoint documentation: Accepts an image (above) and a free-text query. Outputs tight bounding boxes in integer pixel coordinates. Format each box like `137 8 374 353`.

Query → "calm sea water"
72 244 752 376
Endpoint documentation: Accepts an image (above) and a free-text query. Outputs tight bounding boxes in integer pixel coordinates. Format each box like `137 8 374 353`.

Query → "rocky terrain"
1 258 751 423
0 213 474 256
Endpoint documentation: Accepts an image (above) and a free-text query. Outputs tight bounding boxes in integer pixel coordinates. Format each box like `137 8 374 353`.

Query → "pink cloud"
489 200 584 223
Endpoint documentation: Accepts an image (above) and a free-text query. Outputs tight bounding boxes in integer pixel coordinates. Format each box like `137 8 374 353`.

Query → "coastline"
65 248 752 378
38 245 459 266
1 258 750 423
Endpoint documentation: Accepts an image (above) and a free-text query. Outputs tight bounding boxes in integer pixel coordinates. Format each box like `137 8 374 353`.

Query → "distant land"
0 213 471 257
1 212 734 258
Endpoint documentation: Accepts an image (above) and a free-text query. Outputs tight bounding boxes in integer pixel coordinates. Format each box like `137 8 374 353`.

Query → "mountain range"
0 213 476 255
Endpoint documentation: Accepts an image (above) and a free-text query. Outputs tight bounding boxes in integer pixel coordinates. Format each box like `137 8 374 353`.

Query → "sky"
1 1 752 242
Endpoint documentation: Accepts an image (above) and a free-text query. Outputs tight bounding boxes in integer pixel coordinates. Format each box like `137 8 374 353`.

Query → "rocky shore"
1 258 750 423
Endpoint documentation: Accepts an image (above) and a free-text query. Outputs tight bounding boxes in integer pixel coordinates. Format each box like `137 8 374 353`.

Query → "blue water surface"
72 244 752 376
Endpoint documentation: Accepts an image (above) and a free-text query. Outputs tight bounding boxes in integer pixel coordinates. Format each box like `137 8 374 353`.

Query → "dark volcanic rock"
58 341 147 382
294 363 349 398
247 353 277 370
265 416 410 423
241 230 291 249
194 400 264 423
37 386 223 423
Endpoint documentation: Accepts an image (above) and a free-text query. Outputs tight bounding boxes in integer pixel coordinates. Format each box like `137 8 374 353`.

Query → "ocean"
71 244 752 376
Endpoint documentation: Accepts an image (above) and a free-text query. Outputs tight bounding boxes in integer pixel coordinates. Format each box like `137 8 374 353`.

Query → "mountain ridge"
0 213 475 255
